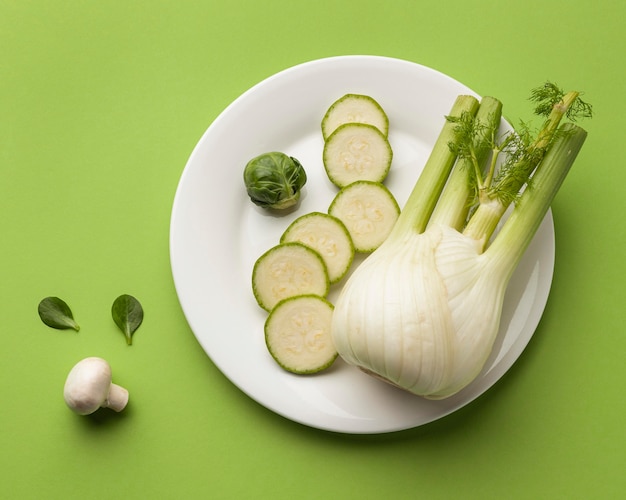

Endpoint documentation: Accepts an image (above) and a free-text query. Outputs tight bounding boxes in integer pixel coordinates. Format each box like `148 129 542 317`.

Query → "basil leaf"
38 296 80 331
112 294 144 345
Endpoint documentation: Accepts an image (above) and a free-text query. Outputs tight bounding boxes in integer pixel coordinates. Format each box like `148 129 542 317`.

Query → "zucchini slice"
252 242 329 311
280 212 355 284
321 93 389 140
323 123 392 188
265 294 337 374
328 180 400 252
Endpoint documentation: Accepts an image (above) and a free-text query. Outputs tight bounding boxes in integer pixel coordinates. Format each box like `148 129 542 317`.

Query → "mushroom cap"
63 357 116 415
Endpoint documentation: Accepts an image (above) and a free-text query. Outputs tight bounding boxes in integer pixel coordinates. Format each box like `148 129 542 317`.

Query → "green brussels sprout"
243 152 307 210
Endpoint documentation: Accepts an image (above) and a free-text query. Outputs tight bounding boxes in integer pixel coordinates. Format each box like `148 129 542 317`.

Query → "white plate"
169 55 554 434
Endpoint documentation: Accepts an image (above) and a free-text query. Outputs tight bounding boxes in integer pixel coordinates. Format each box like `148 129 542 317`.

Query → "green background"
2 1 624 498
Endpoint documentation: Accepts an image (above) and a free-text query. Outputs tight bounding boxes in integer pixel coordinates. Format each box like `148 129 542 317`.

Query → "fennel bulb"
331 87 590 399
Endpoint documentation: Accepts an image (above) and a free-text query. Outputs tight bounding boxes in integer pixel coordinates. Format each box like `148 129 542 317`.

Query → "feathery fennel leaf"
530 81 593 121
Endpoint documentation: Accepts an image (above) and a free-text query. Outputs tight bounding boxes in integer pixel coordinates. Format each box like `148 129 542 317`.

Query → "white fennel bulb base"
331 224 509 399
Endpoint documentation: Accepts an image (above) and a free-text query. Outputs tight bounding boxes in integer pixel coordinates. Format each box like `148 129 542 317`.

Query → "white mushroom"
63 357 129 415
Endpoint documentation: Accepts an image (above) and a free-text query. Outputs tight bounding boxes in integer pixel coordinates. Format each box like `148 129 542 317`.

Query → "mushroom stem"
105 383 129 412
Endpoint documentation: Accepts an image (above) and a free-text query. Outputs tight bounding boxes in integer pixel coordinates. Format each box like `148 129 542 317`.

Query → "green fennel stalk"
388 94 479 239
429 96 503 230
488 122 587 275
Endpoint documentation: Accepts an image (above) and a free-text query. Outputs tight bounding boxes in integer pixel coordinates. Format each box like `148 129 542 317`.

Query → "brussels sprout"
243 152 307 210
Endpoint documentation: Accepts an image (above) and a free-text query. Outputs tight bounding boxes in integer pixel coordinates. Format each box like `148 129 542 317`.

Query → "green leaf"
38 296 80 331
111 294 144 345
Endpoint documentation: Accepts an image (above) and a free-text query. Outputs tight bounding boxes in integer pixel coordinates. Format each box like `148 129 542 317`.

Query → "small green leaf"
38 296 80 332
112 294 144 345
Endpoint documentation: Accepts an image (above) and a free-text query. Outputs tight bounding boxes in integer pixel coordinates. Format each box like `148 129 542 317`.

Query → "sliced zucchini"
280 212 355 284
252 242 329 312
328 180 400 252
265 294 337 374
321 93 389 140
323 123 393 188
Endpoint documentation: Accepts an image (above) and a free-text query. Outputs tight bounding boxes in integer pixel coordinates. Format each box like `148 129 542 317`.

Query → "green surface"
1 0 624 498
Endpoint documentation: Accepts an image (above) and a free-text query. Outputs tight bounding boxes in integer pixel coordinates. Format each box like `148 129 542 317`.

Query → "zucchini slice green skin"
280 212 355 284
328 180 400 253
265 294 337 374
321 93 389 140
252 242 330 312
323 123 393 188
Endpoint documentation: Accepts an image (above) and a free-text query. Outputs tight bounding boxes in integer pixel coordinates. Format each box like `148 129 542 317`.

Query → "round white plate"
169 55 554 434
